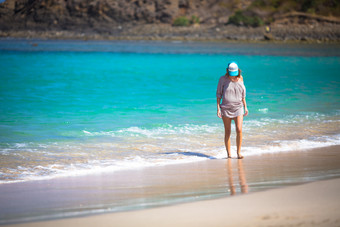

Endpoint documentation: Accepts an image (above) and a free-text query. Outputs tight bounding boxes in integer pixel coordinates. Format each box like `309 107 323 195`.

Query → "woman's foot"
237 154 244 159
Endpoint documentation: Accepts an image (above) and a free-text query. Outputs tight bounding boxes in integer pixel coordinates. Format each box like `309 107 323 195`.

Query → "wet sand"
8 178 340 227
2 145 340 226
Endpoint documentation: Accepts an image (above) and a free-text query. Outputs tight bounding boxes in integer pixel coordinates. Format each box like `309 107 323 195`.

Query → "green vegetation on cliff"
249 0 340 16
228 0 340 26
173 15 200 27
228 11 264 27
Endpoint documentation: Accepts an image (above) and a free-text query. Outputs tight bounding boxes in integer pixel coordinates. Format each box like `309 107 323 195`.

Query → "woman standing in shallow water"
216 62 248 159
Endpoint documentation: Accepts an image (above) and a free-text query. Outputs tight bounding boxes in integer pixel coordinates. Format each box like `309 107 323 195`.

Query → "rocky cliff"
0 0 250 30
0 0 339 42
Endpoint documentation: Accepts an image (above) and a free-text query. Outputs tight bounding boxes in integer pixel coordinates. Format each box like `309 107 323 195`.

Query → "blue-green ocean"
0 40 339 184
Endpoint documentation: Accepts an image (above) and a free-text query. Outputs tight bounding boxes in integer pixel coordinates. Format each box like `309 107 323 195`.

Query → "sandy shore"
1 22 340 43
6 177 340 227
2 145 340 226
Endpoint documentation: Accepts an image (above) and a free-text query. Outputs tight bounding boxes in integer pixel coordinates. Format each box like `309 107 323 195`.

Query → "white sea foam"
242 135 340 156
14 143 27 148
83 124 221 138
258 108 268 113
81 112 338 139
0 152 209 184
2 116 339 184
1 133 339 184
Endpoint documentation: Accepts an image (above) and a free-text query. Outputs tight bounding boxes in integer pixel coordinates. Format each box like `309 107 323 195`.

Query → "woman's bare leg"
235 115 244 159
222 116 232 158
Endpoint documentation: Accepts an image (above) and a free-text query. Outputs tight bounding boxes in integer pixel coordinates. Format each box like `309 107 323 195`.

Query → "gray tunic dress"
216 76 246 118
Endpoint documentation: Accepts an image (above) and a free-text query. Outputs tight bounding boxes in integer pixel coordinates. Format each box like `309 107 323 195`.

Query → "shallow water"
0 40 339 184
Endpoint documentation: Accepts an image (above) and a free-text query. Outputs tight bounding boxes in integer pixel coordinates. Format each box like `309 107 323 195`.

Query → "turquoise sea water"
0 40 339 184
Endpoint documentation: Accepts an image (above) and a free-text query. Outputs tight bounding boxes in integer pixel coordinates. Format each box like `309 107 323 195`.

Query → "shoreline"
1 33 339 44
5 178 340 227
1 145 340 226
1 23 340 44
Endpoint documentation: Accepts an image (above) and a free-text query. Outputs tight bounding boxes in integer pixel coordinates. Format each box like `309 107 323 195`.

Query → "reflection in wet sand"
227 159 248 195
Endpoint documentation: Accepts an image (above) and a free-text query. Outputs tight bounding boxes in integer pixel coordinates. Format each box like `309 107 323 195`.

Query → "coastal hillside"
0 0 339 41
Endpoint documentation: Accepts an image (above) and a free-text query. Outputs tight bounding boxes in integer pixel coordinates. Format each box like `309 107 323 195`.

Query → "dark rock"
0 0 236 31
0 0 339 42
264 33 274 40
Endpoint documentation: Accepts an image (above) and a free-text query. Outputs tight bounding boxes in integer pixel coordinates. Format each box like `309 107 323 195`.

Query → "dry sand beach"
2 145 340 227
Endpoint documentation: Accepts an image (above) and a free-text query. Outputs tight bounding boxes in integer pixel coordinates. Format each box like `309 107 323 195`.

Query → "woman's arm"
241 75 248 116
217 98 222 118
242 98 248 116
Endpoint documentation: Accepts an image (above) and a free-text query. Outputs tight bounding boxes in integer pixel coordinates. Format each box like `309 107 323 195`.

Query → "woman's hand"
244 108 249 116
242 98 248 117
217 108 222 118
